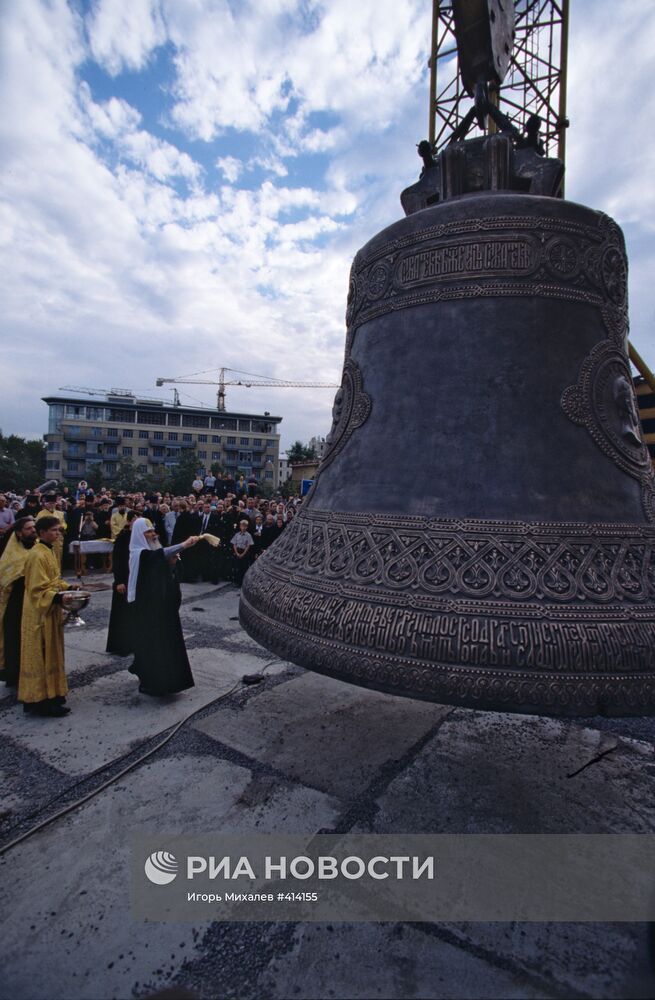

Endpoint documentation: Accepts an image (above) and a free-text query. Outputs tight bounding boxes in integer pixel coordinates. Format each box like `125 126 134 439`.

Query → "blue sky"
1 0 655 451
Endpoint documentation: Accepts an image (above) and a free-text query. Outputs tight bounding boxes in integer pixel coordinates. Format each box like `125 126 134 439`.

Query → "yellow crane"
156 367 339 411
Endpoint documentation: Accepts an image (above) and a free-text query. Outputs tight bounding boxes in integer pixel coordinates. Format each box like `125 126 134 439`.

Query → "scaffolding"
429 0 569 166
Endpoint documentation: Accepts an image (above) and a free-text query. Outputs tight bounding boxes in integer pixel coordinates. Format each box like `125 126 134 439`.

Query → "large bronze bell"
239 2 655 716
240 185 655 717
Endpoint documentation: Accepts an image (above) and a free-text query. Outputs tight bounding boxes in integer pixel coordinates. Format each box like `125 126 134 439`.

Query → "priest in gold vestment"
19 516 77 717
35 493 65 565
0 517 37 687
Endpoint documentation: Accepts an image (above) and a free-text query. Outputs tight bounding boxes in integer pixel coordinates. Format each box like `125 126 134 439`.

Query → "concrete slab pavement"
194 671 454 799
2 577 655 999
0 755 341 1000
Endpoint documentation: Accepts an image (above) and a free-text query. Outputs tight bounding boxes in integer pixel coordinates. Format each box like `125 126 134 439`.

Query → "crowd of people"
0 478 303 719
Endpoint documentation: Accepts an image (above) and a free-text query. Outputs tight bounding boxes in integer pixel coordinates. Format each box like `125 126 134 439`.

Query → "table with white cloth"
69 540 114 576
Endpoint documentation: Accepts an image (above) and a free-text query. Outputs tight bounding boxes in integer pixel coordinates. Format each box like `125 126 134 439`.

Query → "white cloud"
86 0 166 75
160 0 429 145
216 155 242 183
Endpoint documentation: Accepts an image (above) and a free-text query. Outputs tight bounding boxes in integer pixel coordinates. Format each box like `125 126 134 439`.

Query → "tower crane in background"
156 368 339 412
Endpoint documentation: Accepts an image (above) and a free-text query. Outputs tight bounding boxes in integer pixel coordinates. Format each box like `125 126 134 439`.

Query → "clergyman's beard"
147 538 162 550
21 537 37 549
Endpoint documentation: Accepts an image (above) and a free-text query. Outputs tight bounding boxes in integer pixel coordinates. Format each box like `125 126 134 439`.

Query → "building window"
198 434 207 442
139 430 148 439
182 415 209 428
239 451 252 463
68 462 79 471
253 438 262 446
46 459 59 470
138 447 148 456
153 447 164 457
265 471 274 479
183 433 192 442
153 431 164 440
167 413 181 426
105 445 117 456
123 429 133 438
168 432 178 441
166 448 180 458
226 436 236 445
198 451 206 459
91 427 102 437
138 464 147 473
65 405 84 418
238 420 251 431
47 440 59 451
211 435 221 443
87 407 105 420
107 427 118 437
240 437 249 445
105 462 116 474
122 447 132 456
211 451 220 460
109 408 135 423
48 404 64 434
137 410 166 425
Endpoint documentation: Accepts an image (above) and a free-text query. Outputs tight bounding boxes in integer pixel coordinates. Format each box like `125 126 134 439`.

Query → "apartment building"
43 390 282 486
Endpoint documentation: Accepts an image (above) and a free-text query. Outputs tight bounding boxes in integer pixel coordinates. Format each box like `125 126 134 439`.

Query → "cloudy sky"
1 0 654 451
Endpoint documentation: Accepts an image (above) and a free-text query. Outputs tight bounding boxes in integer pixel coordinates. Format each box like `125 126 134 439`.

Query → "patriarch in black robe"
127 518 199 696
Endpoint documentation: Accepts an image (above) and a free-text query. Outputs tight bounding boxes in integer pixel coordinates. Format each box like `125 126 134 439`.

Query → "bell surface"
240 192 655 716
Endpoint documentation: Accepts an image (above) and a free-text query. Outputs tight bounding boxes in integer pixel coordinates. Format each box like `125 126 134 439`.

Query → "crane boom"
156 368 339 411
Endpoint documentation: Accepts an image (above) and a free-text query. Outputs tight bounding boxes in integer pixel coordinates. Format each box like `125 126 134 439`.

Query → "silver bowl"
61 590 91 626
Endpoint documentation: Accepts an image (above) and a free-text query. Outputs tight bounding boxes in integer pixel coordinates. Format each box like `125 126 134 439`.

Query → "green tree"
114 456 139 492
0 433 46 491
279 476 297 499
286 440 316 464
169 451 200 496
144 464 170 495
87 462 104 492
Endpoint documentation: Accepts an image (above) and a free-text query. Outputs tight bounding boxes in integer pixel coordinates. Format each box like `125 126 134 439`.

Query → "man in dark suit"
197 502 222 582
172 501 203 582
142 496 167 546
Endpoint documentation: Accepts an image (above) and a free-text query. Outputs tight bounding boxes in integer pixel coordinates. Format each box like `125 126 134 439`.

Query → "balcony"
63 429 121 444
150 456 166 464
83 452 118 462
